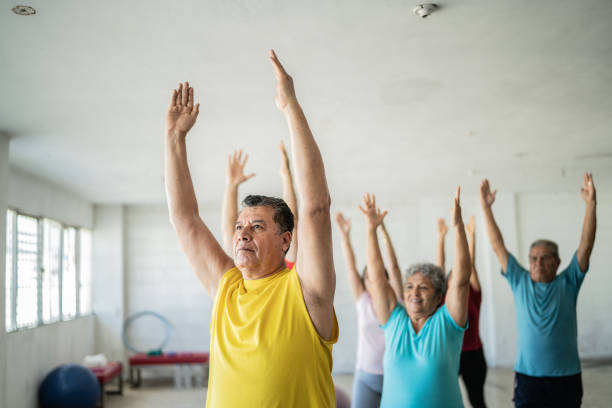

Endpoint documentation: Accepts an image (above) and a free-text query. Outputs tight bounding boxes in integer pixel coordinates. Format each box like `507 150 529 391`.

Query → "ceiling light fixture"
413 4 437 18
12 5 36 16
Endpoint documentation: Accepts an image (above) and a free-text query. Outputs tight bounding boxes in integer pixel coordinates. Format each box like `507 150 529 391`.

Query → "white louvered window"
61 227 77 319
42 219 62 323
5 210 15 331
4 210 93 332
79 229 92 315
15 214 39 329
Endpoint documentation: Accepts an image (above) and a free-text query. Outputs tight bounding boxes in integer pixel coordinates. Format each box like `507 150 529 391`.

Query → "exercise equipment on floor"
38 364 100 408
122 310 171 354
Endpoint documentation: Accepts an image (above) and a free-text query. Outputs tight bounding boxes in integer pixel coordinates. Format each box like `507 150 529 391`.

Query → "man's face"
528 245 560 283
402 272 442 319
233 206 291 278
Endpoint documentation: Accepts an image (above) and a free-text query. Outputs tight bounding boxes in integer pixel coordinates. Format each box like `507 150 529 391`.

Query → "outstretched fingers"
181 82 189 106
169 89 178 109
269 49 287 78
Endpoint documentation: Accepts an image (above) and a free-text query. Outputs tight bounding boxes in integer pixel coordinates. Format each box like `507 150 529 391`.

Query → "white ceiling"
1 0 611 205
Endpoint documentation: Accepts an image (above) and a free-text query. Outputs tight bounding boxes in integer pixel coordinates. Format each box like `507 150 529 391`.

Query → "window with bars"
4 210 93 332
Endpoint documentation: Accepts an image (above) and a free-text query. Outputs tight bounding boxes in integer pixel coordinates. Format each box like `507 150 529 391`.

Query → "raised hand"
465 215 475 236
580 172 596 204
480 179 497 208
437 218 448 237
359 193 388 230
335 212 351 236
279 141 292 178
166 82 200 136
451 187 463 227
227 150 255 187
269 50 297 111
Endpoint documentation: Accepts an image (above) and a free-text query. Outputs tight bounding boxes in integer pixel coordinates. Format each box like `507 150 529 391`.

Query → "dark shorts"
513 372 583 408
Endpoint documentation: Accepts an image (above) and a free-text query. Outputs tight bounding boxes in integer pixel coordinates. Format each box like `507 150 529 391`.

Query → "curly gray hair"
404 263 447 297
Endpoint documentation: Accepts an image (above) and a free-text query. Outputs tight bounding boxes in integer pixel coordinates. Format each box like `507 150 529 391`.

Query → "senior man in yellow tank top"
164 50 338 407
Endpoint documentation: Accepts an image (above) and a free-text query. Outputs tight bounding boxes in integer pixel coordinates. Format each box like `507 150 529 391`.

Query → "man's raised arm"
221 150 255 255
269 50 335 341
165 82 233 298
480 179 509 273
279 141 299 264
577 172 597 272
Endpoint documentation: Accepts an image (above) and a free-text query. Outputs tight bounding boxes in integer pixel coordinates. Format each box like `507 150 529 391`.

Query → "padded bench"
90 362 123 408
129 352 209 387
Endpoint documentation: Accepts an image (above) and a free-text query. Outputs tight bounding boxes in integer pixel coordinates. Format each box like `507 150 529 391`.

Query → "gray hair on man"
404 263 447 297
529 239 559 260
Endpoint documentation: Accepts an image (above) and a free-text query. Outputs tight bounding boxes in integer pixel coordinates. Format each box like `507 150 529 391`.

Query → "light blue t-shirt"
380 303 466 408
505 251 586 377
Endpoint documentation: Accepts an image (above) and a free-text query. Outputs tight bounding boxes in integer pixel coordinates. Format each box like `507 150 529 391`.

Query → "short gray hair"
529 239 559 260
404 263 447 297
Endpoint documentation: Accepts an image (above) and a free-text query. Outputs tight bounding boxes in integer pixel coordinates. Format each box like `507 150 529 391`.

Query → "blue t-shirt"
505 251 586 377
380 303 466 408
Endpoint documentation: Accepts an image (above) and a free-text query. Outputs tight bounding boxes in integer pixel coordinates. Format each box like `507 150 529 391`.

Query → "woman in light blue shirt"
359 188 472 407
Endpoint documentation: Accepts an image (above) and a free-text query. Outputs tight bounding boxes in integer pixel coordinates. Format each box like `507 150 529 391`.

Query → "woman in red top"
438 216 487 408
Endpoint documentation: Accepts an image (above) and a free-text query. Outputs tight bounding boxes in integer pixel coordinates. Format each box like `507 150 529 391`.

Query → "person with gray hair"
335 211 403 408
359 189 471 407
480 173 597 408
164 50 338 407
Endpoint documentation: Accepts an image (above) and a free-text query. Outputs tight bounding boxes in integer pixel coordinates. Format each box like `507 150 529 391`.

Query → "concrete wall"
118 191 612 374
8 167 93 229
122 205 215 378
3 166 96 408
0 135 10 408
5 316 95 408
92 205 127 365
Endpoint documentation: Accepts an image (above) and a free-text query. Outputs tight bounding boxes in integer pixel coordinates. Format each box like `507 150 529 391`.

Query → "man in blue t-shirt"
479 173 597 408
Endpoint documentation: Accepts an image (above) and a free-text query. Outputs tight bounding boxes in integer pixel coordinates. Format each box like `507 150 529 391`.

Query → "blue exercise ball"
38 364 100 408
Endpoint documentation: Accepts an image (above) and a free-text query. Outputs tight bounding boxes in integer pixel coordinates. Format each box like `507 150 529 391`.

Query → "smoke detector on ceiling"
12 5 36 15
413 4 437 18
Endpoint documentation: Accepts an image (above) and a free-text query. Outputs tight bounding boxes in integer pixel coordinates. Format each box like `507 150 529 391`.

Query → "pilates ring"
122 311 172 354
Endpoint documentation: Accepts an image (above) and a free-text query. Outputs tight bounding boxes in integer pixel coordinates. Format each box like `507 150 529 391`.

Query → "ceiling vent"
413 4 437 18
12 5 36 16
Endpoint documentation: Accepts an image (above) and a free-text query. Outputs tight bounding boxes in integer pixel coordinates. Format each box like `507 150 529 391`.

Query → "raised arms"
359 193 397 325
577 173 597 272
445 187 471 327
165 83 234 298
221 150 255 255
379 221 403 302
335 212 365 301
279 141 299 264
465 215 481 292
270 50 335 340
437 218 448 272
480 179 510 273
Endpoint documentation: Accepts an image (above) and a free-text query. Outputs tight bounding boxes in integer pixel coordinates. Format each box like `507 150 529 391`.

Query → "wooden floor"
106 362 612 407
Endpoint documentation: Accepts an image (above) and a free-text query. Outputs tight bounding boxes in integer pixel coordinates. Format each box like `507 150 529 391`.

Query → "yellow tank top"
206 265 338 407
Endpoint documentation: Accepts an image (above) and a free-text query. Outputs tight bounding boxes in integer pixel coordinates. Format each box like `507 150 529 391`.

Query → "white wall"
5 316 95 408
8 167 93 229
124 205 214 351
3 166 96 408
117 191 612 374
92 205 127 365
0 134 10 408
